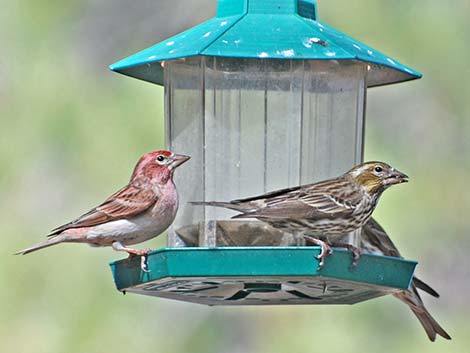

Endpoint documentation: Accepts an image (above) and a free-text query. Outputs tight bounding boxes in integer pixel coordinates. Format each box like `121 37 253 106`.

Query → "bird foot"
125 248 152 272
329 242 363 269
140 254 150 273
304 236 333 270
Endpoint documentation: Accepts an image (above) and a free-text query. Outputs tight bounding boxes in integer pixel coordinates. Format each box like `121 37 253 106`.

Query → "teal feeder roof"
110 247 417 305
110 0 421 87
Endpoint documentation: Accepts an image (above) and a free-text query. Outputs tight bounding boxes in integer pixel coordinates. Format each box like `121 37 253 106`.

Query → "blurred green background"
1 0 468 352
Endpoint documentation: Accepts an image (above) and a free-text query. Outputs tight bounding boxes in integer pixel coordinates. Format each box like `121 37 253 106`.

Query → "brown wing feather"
232 185 302 203
49 183 158 235
233 200 325 220
363 219 441 298
362 218 402 257
237 180 363 220
413 277 440 298
234 196 355 220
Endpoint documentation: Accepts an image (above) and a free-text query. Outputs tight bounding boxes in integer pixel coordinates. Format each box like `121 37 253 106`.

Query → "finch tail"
15 234 68 255
394 290 451 341
410 305 451 341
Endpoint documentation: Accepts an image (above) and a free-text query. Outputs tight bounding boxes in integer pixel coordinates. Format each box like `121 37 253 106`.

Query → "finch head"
347 161 408 194
131 150 190 181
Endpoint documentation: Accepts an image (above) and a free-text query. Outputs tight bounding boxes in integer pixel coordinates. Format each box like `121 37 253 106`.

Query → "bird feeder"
109 0 420 305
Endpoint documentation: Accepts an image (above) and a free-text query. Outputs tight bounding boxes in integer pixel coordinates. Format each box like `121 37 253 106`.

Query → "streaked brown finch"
193 161 408 267
361 218 451 341
16 150 190 271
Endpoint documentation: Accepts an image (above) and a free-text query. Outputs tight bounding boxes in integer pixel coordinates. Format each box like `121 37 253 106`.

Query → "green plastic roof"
110 0 421 87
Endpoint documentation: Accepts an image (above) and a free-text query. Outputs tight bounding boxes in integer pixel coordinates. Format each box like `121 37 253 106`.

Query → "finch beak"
384 169 409 186
169 154 190 170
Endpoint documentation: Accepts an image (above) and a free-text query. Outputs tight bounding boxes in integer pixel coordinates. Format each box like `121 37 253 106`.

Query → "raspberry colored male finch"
16 150 190 271
193 161 408 267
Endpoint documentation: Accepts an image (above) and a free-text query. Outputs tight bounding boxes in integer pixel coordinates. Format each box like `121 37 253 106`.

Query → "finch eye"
156 155 165 163
374 166 383 173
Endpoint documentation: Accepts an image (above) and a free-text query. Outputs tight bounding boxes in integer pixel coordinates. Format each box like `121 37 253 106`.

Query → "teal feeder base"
110 247 416 306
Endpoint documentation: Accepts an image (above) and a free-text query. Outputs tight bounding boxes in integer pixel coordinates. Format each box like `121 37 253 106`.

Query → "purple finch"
192 161 408 267
16 150 190 271
361 218 451 341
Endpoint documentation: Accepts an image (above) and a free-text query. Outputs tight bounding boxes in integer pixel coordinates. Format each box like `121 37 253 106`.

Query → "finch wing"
232 200 326 219
362 219 441 298
413 277 440 298
235 181 362 220
232 185 302 203
49 182 158 235
191 186 304 214
297 192 357 215
362 218 402 257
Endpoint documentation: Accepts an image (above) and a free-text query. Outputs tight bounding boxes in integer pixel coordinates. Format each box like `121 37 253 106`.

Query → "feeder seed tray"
110 247 416 306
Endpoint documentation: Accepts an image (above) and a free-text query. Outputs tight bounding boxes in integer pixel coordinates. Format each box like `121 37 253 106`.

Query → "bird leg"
303 236 333 269
112 242 152 272
328 242 362 268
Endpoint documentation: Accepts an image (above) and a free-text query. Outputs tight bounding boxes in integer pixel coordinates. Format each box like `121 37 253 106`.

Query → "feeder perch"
109 0 421 305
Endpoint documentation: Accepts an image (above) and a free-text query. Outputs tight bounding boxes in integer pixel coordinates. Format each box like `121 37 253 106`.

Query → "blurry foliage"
0 0 468 352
